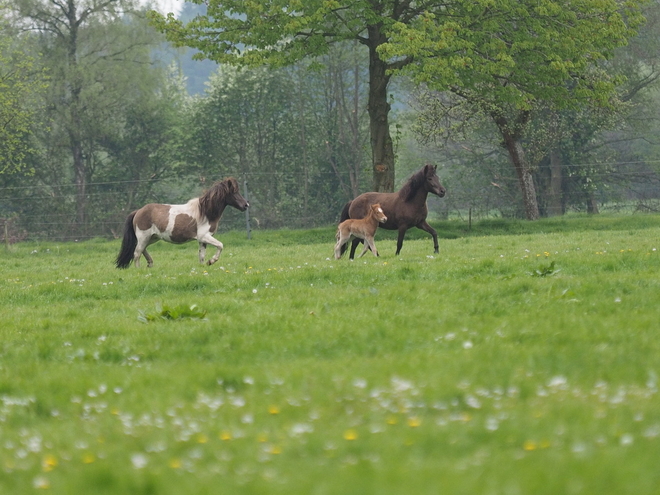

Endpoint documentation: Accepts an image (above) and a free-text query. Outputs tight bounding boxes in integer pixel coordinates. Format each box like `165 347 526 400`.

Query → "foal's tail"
338 201 352 257
115 211 137 269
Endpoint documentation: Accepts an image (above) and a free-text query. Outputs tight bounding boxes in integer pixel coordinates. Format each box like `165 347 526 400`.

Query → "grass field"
2 214 660 494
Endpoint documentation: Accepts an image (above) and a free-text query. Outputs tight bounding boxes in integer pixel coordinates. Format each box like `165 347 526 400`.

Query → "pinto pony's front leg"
198 242 207 264
199 233 224 265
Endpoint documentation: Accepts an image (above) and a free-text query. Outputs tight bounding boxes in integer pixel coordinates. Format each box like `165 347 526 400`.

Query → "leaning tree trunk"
367 26 395 193
495 116 540 220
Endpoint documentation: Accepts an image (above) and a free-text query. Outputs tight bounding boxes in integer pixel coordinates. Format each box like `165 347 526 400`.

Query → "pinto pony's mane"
198 177 239 222
398 164 434 202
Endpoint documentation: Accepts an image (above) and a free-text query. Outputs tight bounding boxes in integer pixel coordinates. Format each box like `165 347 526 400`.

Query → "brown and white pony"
334 203 387 259
115 178 249 269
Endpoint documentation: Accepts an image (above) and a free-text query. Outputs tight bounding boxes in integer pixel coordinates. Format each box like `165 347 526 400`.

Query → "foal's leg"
417 220 439 254
358 236 378 258
199 233 224 265
357 236 372 258
334 232 350 259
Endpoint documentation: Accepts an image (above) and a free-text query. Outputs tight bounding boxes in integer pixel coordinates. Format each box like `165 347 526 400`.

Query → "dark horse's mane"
398 165 432 202
198 177 239 221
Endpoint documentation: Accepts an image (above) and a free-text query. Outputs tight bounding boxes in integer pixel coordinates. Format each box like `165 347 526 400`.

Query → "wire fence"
2 165 660 244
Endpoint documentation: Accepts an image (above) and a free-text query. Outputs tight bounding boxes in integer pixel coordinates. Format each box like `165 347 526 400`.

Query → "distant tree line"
1 0 660 242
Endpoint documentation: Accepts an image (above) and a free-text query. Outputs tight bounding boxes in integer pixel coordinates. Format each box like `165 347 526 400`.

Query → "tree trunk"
547 149 563 216
367 26 395 193
496 119 540 220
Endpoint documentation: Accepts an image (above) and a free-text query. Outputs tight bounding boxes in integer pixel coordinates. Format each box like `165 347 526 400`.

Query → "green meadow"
2 214 660 494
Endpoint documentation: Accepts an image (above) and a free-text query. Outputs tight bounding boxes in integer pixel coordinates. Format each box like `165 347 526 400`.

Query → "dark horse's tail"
115 211 137 269
338 201 352 257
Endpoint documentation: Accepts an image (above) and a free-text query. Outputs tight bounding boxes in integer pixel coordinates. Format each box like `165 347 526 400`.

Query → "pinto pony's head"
199 177 249 221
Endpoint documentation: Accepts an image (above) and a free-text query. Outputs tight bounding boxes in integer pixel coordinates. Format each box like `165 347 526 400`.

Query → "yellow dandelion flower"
168 458 182 469
197 434 208 443
343 429 358 441
523 440 537 451
257 433 268 443
540 440 551 449
42 454 57 472
268 405 280 415
82 453 95 464
220 431 232 441
386 416 398 425
407 417 422 428
269 445 282 454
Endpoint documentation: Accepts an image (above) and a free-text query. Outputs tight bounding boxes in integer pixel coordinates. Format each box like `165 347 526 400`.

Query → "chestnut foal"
334 203 387 259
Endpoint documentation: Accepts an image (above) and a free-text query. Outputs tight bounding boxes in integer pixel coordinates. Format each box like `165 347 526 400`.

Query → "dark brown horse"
115 178 249 268
339 164 445 258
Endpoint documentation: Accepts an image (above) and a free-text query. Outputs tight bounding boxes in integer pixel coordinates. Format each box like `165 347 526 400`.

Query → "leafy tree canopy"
380 0 647 111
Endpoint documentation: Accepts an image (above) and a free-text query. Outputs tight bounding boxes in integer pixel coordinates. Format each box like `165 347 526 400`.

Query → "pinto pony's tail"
115 211 137 269
338 201 352 257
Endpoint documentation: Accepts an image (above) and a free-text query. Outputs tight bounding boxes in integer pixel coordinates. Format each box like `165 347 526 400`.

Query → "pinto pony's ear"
225 177 239 193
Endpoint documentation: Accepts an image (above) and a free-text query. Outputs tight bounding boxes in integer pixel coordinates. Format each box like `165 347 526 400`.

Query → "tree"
0 34 47 175
12 0 157 232
148 0 449 193
381 0 646 219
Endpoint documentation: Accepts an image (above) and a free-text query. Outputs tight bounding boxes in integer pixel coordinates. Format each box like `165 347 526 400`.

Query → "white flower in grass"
131 453 148 469
620 434 634 446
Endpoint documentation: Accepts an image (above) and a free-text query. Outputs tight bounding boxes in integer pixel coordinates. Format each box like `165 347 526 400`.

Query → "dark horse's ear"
424 164 435 176
226 177 238 193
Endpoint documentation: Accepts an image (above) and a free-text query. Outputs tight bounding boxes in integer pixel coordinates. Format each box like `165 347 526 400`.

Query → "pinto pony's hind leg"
133 233 152 268
143 249 154 268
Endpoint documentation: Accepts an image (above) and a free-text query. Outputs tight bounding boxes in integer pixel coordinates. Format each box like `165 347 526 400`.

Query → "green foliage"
530 260 560 277
382 0 646 112
0 36 48 175
1 215 660 493
138 303 208 323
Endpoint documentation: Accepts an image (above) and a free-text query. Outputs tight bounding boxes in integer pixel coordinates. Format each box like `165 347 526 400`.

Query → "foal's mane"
398 165 432 202
198 177 239 221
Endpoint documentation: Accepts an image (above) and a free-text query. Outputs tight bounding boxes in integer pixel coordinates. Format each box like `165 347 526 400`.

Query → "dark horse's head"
402 164 446 201
424 164 446 198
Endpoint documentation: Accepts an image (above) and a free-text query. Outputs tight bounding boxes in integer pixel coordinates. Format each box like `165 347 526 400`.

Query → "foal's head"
370 203 387 223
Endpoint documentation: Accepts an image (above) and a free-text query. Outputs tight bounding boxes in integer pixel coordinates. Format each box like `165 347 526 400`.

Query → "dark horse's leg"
417 220 439 254
338 201 352 257
348 238 363 260
395 226 409 255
